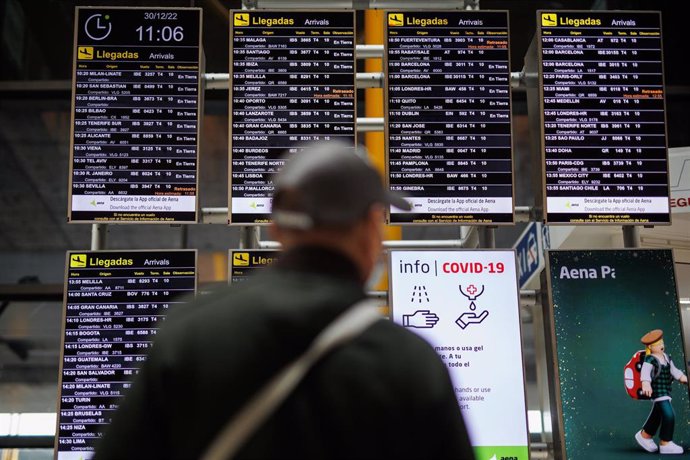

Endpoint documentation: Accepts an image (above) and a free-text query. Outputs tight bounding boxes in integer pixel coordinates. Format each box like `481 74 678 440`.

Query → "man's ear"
362 205 385 251
367 205 386 233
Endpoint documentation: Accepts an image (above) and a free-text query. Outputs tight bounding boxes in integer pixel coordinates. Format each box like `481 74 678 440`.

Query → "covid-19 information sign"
386 11 514 224
389 250 528 460
539 10 670 224
69 7 203 223
55 250 196 460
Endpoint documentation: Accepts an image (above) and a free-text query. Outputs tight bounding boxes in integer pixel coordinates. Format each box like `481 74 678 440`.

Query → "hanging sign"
55 250 197 459
69 7 203 223
389 249 529 459
229 10 356 224
539 11 670 224
386 11 514 224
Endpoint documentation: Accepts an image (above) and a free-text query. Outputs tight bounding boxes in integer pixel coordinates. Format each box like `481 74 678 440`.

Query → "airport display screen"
229 10 356 224
229 249 280 283
539 10 670 224
544 249 687 459
386 11 514 224
55 250 197 459
389 250 529 459
69 7 203 223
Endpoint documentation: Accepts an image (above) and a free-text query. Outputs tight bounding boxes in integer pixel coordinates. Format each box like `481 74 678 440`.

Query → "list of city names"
69 8 202 223
230 10 356 224
56 250 196 459
386 11 514 224
540 11 670 224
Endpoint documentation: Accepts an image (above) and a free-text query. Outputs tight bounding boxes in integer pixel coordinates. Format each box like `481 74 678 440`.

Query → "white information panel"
389 250 529 459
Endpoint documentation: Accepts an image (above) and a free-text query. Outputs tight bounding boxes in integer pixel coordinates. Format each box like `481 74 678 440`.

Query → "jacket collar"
272 245 362 284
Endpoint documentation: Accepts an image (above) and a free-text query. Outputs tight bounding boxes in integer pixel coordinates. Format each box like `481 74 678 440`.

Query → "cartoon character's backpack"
624 350 660 400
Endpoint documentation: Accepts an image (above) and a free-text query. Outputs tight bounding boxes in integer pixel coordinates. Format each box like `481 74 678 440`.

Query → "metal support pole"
357 117 385 132
91 224 108 250
179 225 189 249
478 226 496 248
201 207 229 224
259 236 484 250
514 206 534 223
239 226 261 249
251 0 470 10
204 71 384 89
356 72 384 88
622 225 640 248
205 207 535 226
520 289 538 308
259 226 481 250
357 44 384 59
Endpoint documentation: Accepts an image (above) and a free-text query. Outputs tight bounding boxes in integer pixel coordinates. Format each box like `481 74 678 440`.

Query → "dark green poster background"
547 249 689 459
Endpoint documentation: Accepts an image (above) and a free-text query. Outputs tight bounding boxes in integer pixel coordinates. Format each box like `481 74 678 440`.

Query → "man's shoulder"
355 319 447 369
157 270 363 345
316 320 454 403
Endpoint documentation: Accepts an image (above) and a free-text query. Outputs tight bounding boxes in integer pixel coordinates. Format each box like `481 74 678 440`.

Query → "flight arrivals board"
55 250 197 460
229 249 280 283
539 10 670 224
69 7 203 223
386 11 514 224
229 10 356 224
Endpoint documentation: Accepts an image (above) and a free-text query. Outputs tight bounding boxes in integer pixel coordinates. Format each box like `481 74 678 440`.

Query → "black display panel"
229 10 356 224
386 11 514 224
539 10 670 224
68 7 203 223
229 249 280 283
55 250 197 459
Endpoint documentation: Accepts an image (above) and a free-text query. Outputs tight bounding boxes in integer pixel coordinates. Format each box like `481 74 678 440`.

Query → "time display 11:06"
136 25 184 42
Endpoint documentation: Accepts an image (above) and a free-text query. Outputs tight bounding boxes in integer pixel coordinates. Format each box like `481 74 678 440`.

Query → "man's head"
269 140 411 282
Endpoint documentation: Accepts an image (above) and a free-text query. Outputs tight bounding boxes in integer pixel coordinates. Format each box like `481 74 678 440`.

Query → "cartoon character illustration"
634 329 688 454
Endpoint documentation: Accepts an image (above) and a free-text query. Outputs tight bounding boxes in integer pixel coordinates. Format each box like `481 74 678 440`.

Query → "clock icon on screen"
85 14 112 41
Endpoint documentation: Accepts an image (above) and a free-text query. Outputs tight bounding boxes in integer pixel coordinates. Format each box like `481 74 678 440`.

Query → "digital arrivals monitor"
544 249 688 459
68 7 203 223
229 10 356 224
55 250 197 460
539 11 670 224
386 11 514 224
229 249 280 283
389 250 529 459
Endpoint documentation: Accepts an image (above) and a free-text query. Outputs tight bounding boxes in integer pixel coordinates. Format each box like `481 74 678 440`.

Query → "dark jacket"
95 246 474 460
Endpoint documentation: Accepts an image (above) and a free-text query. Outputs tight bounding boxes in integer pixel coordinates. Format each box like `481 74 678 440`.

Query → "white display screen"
389 250 529 459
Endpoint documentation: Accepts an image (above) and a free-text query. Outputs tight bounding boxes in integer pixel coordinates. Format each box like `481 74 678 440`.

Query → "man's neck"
273 245 364 284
